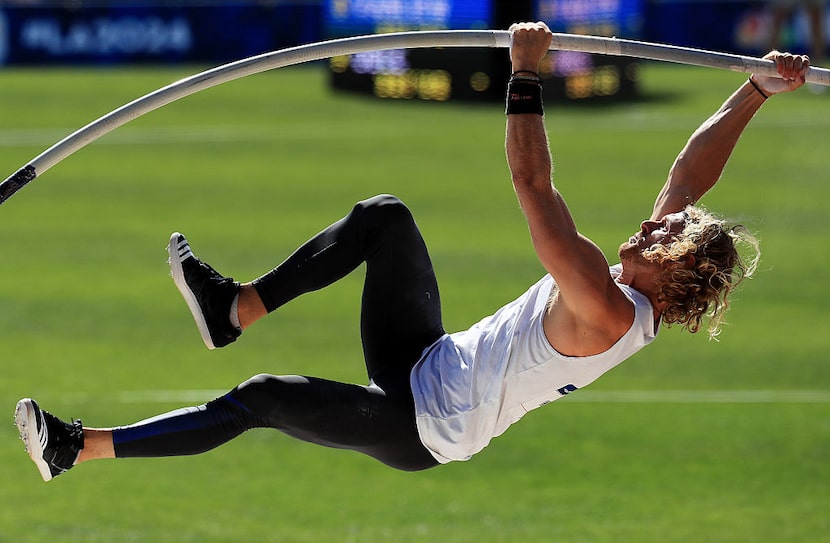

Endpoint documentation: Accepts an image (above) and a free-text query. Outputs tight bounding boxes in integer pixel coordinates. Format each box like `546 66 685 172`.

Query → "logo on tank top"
557 384 578 395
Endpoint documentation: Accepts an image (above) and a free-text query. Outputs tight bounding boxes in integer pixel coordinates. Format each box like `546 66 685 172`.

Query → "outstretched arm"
650 52 810 221
506 23 633 350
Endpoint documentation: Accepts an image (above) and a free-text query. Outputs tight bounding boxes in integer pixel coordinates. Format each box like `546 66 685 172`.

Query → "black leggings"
112 195 445 471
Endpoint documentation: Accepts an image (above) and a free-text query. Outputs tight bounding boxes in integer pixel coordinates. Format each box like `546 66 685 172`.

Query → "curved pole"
2 29 827 204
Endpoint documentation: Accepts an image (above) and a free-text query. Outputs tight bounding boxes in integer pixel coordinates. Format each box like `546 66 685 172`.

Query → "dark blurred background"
0 0 825 102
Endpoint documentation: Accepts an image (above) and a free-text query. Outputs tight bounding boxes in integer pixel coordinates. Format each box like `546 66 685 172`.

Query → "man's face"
619 211 688 263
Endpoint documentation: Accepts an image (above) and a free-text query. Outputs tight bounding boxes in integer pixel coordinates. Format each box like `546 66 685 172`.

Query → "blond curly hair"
642 206 760 339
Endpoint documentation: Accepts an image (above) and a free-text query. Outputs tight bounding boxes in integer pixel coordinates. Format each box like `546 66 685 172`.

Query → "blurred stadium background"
0 0 826 99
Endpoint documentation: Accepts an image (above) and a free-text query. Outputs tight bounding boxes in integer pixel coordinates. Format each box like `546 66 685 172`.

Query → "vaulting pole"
2 30 827 204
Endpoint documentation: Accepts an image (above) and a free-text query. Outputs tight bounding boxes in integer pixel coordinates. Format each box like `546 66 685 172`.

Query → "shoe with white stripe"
168 232 241 349
15 398 84 482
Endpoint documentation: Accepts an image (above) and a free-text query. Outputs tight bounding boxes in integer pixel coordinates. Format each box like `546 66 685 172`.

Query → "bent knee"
360 194 404 209
354 194 416 234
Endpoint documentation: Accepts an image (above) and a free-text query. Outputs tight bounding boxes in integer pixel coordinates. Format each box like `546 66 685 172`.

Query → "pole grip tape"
0 166 36 204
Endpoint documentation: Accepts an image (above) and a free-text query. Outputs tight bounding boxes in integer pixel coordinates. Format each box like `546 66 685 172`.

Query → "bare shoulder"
542 278 635 357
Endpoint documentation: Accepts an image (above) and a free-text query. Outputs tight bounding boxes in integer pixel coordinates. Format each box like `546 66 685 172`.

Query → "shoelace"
42 412 83 468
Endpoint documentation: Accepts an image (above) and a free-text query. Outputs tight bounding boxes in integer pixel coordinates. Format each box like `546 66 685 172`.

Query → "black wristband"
506 80 544 115
511 70 541 80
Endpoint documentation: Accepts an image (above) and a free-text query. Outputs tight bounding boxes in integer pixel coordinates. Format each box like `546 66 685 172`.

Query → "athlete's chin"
618 241 635 259
618 242 645 267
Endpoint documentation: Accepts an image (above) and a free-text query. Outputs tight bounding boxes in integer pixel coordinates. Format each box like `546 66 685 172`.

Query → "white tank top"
409 265 659 464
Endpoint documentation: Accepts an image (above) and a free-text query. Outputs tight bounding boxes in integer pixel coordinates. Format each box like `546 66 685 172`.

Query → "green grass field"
0 61 827 543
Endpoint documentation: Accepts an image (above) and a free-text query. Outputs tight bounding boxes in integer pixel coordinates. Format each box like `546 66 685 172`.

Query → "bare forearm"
505 22 583 270
653 81 766 217
652 51 809 219
506 21 554 190
506 112 581 265
506 113 552 190
675 80 765 186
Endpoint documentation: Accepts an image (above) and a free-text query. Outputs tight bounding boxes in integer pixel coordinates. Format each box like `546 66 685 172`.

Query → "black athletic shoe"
15 398 84 482
168 232 241 349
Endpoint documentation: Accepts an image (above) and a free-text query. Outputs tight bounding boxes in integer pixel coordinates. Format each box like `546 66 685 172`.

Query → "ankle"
76 428 115 463
237 284 267 330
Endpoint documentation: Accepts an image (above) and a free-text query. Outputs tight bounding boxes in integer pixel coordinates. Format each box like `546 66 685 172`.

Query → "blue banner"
323 0 494 37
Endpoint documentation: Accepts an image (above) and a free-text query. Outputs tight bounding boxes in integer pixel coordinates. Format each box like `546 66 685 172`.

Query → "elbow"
514 176 560 211
511 170 553 192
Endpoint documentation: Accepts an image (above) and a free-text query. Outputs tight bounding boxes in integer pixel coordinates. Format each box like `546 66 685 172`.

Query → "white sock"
229 293 241 331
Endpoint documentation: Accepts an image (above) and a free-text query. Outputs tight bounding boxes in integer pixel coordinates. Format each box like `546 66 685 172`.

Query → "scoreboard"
536 0 642 100
325 0 643 102
325 0 499 102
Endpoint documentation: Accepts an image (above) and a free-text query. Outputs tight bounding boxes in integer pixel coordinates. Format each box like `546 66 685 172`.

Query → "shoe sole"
15 399 54 482
168 232 217 350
